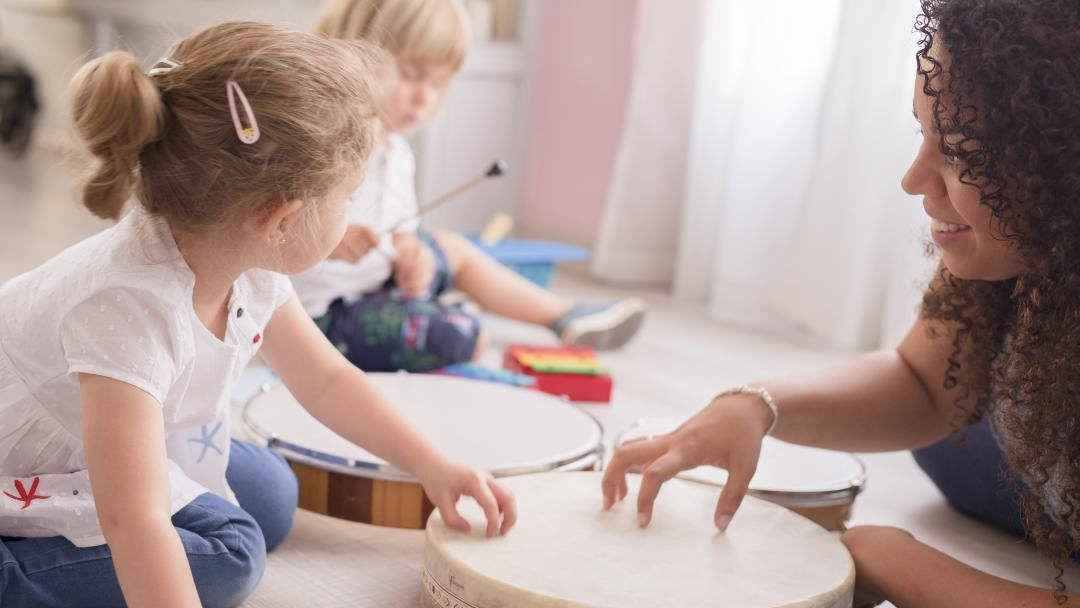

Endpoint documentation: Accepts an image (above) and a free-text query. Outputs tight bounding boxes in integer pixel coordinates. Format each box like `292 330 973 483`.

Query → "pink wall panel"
517 0 638 246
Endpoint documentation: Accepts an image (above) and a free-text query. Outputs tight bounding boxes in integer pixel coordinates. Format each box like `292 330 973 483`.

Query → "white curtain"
592 0 932 351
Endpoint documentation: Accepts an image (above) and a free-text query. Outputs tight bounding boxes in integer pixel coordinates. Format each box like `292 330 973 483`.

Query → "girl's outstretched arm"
80 374 201 608
843 525 1076 607
259 294 516 536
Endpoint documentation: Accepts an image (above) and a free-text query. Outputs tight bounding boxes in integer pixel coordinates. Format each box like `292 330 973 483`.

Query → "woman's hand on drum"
602 394 772 531
418 458 517 537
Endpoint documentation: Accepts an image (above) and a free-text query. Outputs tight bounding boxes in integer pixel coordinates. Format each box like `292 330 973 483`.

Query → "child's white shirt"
291 133 419 317
0 209 292 547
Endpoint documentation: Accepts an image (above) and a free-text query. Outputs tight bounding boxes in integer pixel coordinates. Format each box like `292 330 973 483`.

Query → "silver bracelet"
716 385 779 436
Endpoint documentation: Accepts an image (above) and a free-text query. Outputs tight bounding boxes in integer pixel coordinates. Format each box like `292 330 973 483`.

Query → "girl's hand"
328 225 380 263
392 232 436 298
416 457 517 537
601 393 771 530
259 298 514 536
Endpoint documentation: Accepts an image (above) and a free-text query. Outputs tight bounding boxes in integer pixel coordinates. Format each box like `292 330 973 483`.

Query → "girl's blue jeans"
0 439 297 607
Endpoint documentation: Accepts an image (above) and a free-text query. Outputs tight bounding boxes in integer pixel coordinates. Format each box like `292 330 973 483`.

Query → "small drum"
243 372 603 529
617 417 865 531
423 472 854 608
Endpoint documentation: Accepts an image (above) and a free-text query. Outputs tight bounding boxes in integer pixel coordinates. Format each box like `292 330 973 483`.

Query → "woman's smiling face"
902 52 1025 281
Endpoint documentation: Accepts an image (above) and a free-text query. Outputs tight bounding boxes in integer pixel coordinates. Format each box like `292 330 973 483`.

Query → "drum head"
618 417 864 493
425 472 854 608
244 372 603 480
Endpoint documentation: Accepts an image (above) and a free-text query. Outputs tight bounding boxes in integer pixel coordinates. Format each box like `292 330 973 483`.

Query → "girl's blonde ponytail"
65 22 379 232
69 51 165 219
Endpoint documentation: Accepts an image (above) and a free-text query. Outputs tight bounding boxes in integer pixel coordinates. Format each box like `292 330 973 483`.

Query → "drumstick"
379 159 507 238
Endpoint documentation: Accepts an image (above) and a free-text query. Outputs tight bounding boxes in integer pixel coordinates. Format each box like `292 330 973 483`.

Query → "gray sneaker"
551 298 646 350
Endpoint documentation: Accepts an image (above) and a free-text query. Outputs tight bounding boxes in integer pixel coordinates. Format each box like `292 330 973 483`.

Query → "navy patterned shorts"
315 231 481 372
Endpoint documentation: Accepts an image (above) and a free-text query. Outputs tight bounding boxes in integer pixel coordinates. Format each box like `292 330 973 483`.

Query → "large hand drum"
617 417 865 531
423 472 855 608
243 372 603 528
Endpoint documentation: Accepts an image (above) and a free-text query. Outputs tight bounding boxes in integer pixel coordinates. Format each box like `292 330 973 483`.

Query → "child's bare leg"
433 228 573 325
841 525 1070 607
431 229 646 349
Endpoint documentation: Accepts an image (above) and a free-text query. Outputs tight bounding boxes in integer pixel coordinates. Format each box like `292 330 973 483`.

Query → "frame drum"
243 372 604 529
423 472 855 608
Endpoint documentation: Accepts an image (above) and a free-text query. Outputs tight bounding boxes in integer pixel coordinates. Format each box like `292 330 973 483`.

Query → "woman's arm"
259 295 515 536
80 374 201 608
605 315 966 527
763 315 961 452
843 526 1074 608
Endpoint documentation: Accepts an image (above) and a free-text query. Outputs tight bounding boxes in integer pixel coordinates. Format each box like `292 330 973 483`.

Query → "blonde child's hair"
313 0 469 70
69 21 383 230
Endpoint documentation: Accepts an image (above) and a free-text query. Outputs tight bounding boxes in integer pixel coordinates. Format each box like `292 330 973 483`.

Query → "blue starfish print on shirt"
187 421 223 463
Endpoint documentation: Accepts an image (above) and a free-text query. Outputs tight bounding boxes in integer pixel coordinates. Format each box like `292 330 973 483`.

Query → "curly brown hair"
916 0 1080 600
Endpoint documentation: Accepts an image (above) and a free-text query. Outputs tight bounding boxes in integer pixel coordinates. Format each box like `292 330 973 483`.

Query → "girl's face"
903 75 1025 281
276 170 363 274
383 56 456 134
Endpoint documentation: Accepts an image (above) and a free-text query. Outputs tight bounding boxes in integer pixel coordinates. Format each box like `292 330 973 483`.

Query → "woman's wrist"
714 386 778 436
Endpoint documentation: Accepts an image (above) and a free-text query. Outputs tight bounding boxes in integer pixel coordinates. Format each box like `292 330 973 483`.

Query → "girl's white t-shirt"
291 133 419 317
0 209 293 547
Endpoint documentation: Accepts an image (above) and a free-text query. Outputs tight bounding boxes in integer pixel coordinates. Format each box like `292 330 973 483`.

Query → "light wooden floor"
3 150 1076 606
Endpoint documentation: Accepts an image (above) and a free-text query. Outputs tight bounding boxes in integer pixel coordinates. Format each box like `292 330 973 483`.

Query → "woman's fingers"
602 437 669 509
713 452 757 531
636 448 693 527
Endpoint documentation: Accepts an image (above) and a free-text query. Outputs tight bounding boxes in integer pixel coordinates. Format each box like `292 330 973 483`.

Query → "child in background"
0 22 513 608
293 0 645 373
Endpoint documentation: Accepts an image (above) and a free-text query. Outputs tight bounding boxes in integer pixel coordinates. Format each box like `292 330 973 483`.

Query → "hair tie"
226 80 260 145
147 57 183 77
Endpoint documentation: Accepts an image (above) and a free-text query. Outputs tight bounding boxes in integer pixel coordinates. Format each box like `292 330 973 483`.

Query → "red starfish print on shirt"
4 476 51 510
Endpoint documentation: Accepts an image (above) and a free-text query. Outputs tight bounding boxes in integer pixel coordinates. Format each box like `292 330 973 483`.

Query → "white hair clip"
226 80 260 145
147 57 183 77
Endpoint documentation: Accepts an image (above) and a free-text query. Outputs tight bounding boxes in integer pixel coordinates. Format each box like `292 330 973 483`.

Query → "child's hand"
328 225 380 263
392 232 436 299
417 458 517 537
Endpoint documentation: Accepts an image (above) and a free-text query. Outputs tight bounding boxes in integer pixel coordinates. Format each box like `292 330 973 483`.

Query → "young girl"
603 1 1080 606
293 0 646 373
0 22 514 608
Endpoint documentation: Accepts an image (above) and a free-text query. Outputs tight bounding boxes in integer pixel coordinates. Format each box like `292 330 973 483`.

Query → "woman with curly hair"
601 0 1080 605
